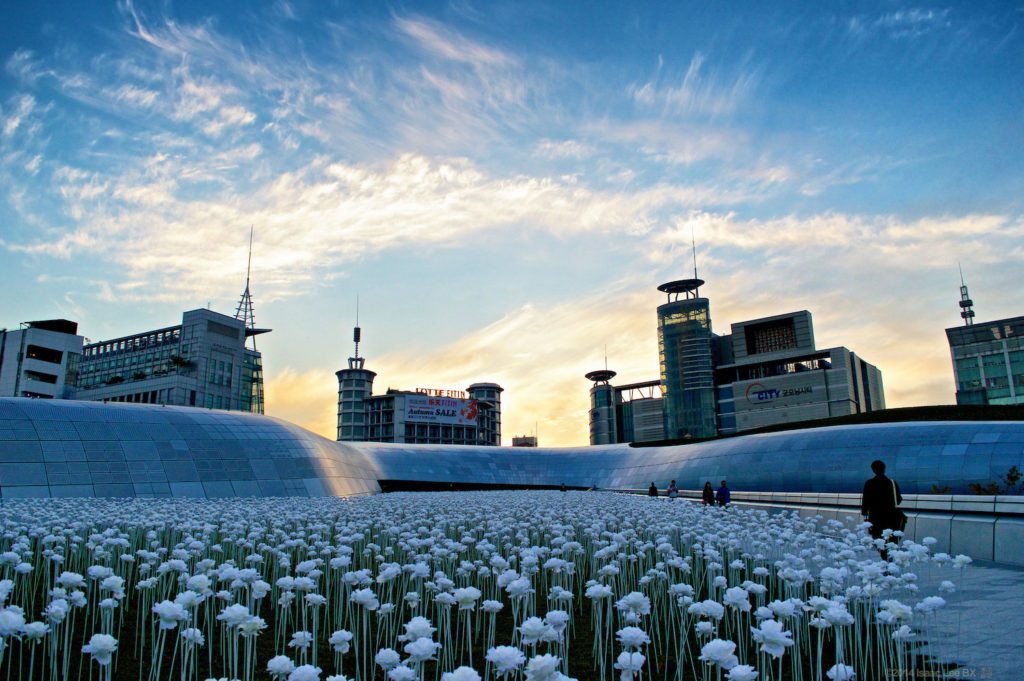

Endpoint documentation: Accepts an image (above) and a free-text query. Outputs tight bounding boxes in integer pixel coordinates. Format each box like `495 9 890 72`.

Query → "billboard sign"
404 394 478 426
734 376 823 413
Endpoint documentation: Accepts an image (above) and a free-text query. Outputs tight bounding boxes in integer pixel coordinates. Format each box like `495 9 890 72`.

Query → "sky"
1 1 1022 445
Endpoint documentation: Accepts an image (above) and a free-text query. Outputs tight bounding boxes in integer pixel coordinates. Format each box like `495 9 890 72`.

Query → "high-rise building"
945 280 1024 405
589 289 885 443
335 325 503 445
656 278 717 439
75 308 267 412
0 320 84 399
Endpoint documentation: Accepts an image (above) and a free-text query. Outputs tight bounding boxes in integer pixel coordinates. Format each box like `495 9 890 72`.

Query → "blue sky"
1 1 1022 444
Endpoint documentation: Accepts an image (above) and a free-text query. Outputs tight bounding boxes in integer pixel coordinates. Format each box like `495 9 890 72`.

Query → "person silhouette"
861 459 904 559
716 480 731 506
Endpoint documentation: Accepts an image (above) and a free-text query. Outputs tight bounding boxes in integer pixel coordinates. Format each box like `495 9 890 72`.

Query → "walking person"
716 479 731 507
648 482 658 497
701 481 715 506
861 459 906 559
667 479 679 499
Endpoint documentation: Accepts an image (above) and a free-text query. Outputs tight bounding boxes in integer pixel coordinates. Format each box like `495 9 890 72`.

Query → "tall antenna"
353 296 361 359
604 344 608 371
957 262 975 326
235 226 259 349
691 225 698 280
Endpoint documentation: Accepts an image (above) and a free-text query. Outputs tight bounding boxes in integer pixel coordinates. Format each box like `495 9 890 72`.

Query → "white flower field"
0 491 970 681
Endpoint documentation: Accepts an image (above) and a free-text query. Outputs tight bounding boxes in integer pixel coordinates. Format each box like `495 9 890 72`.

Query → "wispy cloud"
630 52 761 118
2 94 37 137
534 139 596 160
394 15 515 67
4 145 767 302
848 8 953 40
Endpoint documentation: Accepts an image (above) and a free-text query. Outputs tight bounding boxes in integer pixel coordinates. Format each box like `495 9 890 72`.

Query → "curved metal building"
0 398 1021 498
0 398 381 499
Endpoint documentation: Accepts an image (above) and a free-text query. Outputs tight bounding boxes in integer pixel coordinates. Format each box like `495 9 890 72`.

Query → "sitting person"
648 482 658 497
667 479 679 499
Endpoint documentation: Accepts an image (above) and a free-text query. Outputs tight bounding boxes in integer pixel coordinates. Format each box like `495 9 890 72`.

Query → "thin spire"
604 344 608 371
691 225 698 280
245 225 253 288
235 226 258 349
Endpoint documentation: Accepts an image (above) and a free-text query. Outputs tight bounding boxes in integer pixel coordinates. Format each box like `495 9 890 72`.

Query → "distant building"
75 308 267 413
616 380 666 442
945 280 1024 405
588 283 885 444
336 325 502 445
0 320 84 399
512 435 538 447
714 311 885 433
586 371 666 445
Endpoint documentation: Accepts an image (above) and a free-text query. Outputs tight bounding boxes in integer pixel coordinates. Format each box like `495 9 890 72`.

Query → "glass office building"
657 279 717 439
946 315 1024 405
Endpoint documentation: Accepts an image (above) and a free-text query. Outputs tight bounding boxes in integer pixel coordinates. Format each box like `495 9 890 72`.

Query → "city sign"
744 383 813 403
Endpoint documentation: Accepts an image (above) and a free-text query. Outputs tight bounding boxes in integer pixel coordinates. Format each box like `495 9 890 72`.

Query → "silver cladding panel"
350 421 1024 495
0 398 381 499
0 398 1022 497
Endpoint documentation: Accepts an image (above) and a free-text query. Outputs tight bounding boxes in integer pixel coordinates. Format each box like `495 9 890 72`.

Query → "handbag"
891 479 908 533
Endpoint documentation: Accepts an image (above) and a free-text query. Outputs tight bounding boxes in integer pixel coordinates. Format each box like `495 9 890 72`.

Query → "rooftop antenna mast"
353 296 361 359
692 226 698 280
957 262 975 326
235 226 259 349
348 296 366 370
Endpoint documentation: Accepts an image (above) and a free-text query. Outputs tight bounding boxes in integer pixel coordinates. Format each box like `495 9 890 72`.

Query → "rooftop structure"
0 320 84 399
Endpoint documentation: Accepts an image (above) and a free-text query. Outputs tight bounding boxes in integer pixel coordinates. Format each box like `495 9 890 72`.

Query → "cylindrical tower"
585 369 618 445
336 324 376 441
466 382 503 446
657 279 717 440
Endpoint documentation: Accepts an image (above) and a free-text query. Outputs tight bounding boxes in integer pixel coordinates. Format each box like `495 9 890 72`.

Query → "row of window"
84 329 181 357
101 390 162 404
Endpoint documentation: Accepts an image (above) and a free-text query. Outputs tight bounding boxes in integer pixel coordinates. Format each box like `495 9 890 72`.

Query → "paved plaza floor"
916 559 1024 680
